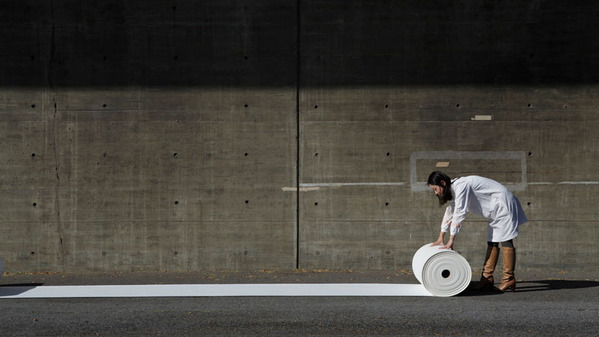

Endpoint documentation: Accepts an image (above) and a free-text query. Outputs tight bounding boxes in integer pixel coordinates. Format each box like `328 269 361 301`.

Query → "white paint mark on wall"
282 182 405 192
557 181 599 185
283 180 599 192
471 115 493 121
281 187 321 192
529 181 599 185
300 182 405 187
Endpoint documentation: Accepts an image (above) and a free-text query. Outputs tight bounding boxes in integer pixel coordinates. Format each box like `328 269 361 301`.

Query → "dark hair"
428 171 453 205
428 171 451 186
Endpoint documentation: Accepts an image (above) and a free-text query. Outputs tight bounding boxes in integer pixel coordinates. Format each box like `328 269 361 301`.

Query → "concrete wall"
1 0 598 273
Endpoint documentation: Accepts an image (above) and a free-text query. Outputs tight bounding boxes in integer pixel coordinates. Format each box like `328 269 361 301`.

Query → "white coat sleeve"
441 205 453 233
450 184 470 236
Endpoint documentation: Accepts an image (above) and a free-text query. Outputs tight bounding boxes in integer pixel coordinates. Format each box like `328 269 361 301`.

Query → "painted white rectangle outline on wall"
410 151 527 192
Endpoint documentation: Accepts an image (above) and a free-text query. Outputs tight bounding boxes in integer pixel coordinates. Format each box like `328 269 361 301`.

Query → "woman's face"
429 180 449 205
429 184 444 198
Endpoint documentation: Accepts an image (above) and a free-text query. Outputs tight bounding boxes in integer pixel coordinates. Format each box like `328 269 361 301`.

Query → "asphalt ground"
0 269 598 336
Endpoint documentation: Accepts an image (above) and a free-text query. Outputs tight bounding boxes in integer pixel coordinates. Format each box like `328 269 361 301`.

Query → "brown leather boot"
498 247 516 292
474 245 499 290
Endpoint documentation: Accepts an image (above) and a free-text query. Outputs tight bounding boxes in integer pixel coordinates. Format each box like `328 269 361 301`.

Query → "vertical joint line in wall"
52 100 65 271
295 0 301 270
47 0 56 90
48 0 65 271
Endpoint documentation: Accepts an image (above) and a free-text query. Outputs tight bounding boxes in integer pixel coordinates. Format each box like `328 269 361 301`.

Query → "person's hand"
439 238 454 250
430 237 444 247
431 232 445 247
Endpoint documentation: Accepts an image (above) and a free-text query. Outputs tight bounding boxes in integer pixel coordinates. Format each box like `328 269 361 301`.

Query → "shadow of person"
515 280 599 292
458 282 504 296
458 279 599 296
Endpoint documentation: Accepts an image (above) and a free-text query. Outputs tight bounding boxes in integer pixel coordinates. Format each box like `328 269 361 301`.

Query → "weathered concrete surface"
0 271 598 336
298 87 599 272
1 1 599 273
297 1 599 273
1 89 298 272
0 1 298 272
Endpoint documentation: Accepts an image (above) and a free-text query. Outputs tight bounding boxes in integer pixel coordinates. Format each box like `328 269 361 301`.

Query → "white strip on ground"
0 283 432 299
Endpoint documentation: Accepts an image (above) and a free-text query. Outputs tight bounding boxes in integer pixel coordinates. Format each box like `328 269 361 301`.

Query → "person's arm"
443 182 468 249
431 231 445 246
431 206 452 246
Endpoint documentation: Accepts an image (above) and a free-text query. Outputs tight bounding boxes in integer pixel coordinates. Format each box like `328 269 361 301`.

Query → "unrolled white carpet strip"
0 244 471 298
0 283 433 298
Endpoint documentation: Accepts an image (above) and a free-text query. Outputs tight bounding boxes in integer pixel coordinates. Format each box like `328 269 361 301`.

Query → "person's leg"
475 242 500 290
498 240 516 291
501 239 514 248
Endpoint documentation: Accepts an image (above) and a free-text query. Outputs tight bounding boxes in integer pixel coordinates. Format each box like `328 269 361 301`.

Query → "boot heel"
498 278 516 292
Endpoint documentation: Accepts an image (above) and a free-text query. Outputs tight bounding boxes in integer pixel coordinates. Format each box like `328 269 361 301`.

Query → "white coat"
440 176 527 242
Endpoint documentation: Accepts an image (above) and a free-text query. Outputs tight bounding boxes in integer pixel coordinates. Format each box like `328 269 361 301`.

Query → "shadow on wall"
1 1 599 87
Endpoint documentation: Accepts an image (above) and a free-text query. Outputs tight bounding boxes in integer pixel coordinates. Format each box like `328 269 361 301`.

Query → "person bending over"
427 171 527 292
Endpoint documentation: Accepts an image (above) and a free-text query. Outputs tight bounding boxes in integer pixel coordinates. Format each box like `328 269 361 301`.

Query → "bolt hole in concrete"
386 152 391 156
31 153 35 157
385 104 389 108
385 202 389 206
174 201 179 205
245 200 249 204
244 153 249 156
30 252 35 255
528 103 532 108
314 202 318 206
31 104 35 108
314 105 318 109
456 104 460 108
527 202 531 206
528 152 533 157
173 153 178 158
441 269 451 278
314 153 319 157
102 104 107 107
32 203 37 207
244 104 248 108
